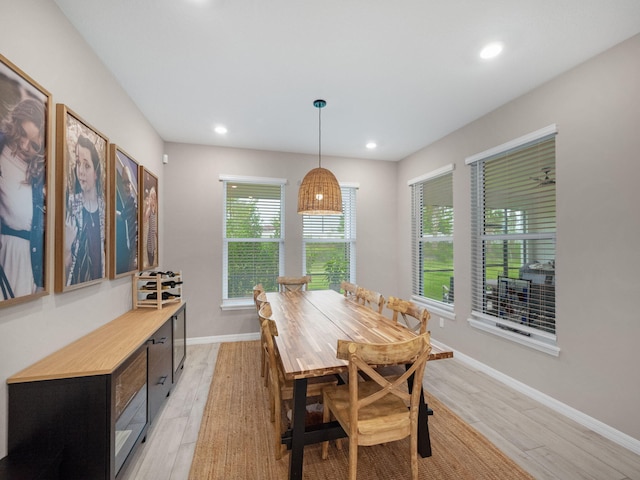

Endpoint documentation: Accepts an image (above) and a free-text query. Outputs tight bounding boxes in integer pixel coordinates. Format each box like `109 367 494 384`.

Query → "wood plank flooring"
120 343 640 480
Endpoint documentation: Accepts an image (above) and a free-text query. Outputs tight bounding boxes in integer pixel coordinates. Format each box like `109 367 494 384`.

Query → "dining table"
265 289 453 480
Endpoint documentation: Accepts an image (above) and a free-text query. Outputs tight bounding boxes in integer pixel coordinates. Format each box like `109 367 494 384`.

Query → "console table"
5 302 186 480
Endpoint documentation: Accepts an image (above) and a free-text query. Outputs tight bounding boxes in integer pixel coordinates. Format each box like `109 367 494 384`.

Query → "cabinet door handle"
157 375 168 386
157 337 168 344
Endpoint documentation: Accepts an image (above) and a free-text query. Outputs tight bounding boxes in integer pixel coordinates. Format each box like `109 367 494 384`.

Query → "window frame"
302 184 357 291
409 164 455 315
220 174 286 309
465 125 560 356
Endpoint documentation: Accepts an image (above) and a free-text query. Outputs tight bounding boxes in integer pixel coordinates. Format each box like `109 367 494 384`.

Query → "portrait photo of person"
0 55 50 306
110 145 139 278
55 104 108 291
141 168 158 270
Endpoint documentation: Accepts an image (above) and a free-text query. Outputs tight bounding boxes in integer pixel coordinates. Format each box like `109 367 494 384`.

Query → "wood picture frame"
140 167 158 270
55 104 109 292
109 144 140 278
0 54 52 307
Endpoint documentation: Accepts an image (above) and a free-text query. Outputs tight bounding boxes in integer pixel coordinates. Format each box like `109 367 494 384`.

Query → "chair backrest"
259 301 273 321
386 296 430 334
340 281 358 300
258 302 282 399
337 332 432 435
253 283 265 309
355 286 385 313
277 275 311 292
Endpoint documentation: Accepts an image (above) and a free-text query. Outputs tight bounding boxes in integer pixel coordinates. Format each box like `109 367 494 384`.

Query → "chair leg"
321 392 330 460
260 333 265 378
411 430 418 480
269 377 276 423
274 395 283 460
349 436 358 480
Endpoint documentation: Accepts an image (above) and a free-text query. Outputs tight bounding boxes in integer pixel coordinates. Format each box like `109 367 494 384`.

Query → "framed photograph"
55 104 109 292
497 276 531 325
0 54 52 307
140 167 158 270
109 144 139 278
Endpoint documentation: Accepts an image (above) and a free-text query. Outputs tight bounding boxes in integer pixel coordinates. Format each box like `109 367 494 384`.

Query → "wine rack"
133 271 183 309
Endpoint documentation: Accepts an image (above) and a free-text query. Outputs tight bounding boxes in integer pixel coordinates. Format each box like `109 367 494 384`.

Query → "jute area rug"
189 341 534 479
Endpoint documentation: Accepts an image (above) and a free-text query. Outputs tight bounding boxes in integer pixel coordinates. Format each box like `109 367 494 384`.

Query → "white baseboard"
431 339 640 456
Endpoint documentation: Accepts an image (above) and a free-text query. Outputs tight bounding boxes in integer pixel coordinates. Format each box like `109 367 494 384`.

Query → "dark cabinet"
6 303 186 480
148 319 172 423
172 304 186 383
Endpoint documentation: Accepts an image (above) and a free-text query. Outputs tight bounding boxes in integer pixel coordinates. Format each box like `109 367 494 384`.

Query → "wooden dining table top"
265 289 452 381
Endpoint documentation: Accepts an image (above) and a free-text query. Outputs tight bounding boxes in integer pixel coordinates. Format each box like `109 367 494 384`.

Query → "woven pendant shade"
297 167 342 215
297 99 343 215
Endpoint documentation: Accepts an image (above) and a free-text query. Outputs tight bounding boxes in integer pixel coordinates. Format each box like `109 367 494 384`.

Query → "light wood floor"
121 343 640 480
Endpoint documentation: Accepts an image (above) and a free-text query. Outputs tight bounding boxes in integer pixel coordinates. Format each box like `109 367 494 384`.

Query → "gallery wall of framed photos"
0 52 159 307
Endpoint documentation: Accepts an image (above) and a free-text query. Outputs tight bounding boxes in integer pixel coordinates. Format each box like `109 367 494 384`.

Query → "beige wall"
0 1 165 456
397 34 640 442
161 143 398 339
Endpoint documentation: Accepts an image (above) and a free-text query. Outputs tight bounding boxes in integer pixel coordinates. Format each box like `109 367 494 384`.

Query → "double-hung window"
221 175 285 307
409 165 454 307
303 185 357 291
466 125 558 355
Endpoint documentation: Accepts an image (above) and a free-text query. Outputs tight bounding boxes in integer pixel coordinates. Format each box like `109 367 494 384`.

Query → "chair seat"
323 380 411 445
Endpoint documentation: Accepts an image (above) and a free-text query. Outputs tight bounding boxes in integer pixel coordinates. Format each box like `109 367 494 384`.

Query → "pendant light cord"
318 104 322 168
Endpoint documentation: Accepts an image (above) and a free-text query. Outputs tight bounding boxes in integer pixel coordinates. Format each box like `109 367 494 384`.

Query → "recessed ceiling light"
480 42 503 60
366 142 377 149
214 125 228 135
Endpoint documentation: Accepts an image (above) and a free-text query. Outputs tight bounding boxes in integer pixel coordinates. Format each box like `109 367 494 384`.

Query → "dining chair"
355 286 385 313
340 281 358 300
385 296 431 334
321 332 432 480
276 275 311 292
253 285 268 381
258 301 338 460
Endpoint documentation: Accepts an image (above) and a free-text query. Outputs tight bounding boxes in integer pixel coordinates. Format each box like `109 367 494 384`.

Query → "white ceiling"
53 0 640 161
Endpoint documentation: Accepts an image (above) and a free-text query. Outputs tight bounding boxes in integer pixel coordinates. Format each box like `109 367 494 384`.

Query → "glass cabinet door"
114 347 148 475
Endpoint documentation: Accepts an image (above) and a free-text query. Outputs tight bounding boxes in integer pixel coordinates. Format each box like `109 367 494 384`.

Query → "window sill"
220 299 255 311
468 313 560 357
411 296 456 321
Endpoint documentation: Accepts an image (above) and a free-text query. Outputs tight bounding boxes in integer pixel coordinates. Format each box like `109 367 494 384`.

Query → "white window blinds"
303 186 357 291
410 165 454 304
469 126 557 342
222 177 285 300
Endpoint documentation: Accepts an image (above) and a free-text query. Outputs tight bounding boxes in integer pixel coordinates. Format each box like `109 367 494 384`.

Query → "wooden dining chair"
385 296 431 334
321 332 432 480
276 275 311 292
355 286 385 313
340 281 358 300
258 302 338 460
253 285 269 381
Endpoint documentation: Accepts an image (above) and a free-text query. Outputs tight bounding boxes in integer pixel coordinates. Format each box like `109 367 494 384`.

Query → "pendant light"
297 99 342 215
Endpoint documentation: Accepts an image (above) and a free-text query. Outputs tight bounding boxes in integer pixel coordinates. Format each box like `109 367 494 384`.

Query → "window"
303 185 357 291
221 175 285 306
410 165 454 306
467 125 558 355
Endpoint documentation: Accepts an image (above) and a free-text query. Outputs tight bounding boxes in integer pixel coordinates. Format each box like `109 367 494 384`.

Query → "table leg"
289 377 308 480
406 367 432 457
